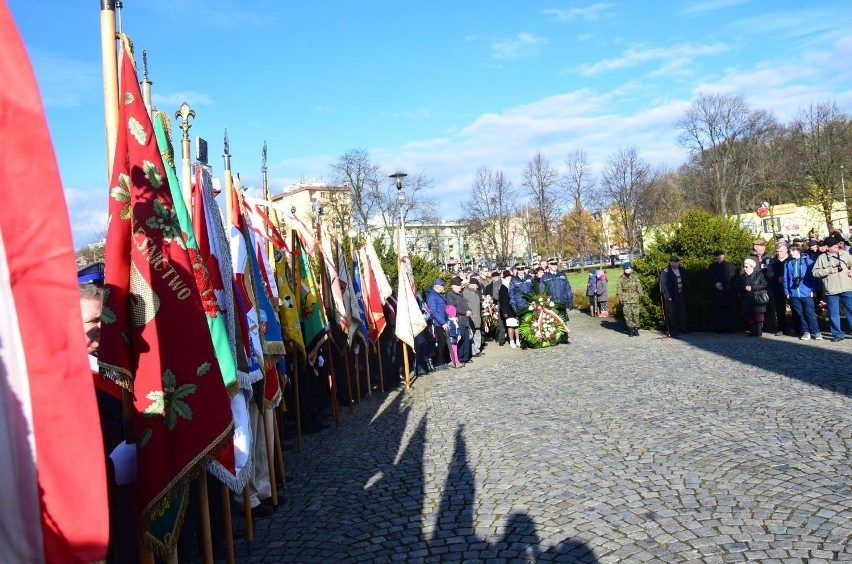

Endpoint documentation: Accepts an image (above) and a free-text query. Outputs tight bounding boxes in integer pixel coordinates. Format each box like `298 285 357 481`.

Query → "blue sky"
8 0 852 247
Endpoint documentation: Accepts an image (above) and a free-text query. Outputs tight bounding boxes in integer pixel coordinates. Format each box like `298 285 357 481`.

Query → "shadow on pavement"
669 331 852 396
220 387 597 561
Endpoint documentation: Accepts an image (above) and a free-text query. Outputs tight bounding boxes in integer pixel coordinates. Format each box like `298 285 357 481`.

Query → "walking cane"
657 266 672 341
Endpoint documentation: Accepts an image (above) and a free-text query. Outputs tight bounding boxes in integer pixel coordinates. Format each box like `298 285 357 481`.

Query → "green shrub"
635 209 754 331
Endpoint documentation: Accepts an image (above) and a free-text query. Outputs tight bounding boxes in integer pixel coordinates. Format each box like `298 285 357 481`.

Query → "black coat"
498 284 515 318
735 270 768 315
707 260 735 292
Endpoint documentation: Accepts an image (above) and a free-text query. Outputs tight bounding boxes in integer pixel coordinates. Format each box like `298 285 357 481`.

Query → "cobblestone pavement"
225 312 851 563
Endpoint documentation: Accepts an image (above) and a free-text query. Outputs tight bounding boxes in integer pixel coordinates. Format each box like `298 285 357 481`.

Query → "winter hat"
743 258 757 268
450 276 463 286
622 261 632 270
445 304 457 317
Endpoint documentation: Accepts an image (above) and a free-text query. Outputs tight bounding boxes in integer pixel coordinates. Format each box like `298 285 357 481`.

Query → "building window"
762 217 781 233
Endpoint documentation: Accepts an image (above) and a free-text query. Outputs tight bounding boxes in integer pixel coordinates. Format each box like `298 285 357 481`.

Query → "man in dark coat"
483 271 505 344
707 249 735 332
660 255 688 336
445 276 473 363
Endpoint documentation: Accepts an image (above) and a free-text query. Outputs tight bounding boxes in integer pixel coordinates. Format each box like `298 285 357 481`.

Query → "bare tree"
676 93 776 217
462 167 518 266
600 146 656 257
791 101 852 232
521 151 561 257
375 170 439 238
329 148 382 231
561 149 597 259
638 167 686 227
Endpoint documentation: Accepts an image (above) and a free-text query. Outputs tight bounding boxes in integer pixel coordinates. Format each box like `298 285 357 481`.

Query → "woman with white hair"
735 257 769 336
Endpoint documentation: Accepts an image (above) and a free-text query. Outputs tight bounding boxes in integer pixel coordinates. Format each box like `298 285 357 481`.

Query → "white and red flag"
0 4 110 561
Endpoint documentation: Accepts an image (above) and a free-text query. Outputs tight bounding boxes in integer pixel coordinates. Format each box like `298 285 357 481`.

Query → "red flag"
0 4 109 561
98 37 232 556
359 248 387 343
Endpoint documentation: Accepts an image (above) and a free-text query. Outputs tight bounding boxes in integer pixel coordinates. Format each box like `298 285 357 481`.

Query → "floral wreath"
519 291 569 348
480 294 500 333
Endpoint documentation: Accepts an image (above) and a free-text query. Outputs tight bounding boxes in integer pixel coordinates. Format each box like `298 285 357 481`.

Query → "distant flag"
0 5 110 560
243 223 284 408
336 235 361 345
244 196 288 252
98 36 232 558
320 230 349 336
351 250 371 345
285 208 317 255
296 234 327 365
365 235 392 302
229 178 265 385
267 206 305 357
358 247 387 343
187 153 253 494
394 228 426 348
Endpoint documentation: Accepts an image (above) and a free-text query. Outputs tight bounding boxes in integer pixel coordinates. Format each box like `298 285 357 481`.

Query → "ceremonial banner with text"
98 37 232 557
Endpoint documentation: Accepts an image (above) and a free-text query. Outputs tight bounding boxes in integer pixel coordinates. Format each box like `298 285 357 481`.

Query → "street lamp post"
388 171 413 389
390 172 408 232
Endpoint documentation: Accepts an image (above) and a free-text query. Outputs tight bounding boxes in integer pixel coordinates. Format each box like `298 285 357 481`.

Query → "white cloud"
491 33 547 61
64 188 108 248
29 51 100 108
680 0 751 16
581 42 730 76
542 3 615 22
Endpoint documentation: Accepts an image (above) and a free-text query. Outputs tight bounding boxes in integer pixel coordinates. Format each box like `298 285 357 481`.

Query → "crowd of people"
415 258 578 372
682 233 852 341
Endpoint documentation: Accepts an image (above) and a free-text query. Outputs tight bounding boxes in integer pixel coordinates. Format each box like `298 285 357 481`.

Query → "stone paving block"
224 313 852 563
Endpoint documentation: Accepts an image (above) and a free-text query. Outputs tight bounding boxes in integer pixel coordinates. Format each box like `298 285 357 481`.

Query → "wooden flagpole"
260 146 288 487
348 233 364 400
315 213 341 427
397 228 411 390
174 103 214 564
99 0 119 180
223 132 254 554
99 5 156 563
176 102 195 209
289 217 304 451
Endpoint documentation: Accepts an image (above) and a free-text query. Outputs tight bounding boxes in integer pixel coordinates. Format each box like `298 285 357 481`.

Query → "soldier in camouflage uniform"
616 261 643 336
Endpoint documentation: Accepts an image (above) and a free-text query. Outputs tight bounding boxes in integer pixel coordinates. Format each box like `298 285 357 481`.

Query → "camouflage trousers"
622 302 641 328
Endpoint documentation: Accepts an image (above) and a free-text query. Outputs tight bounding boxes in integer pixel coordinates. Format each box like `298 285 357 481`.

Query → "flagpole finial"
142 49 149 81
261 141 268 175
175 102 195 143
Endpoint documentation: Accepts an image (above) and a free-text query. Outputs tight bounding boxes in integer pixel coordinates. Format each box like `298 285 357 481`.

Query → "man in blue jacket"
542 258 573 310
509 264 534 346
425 279 450 370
